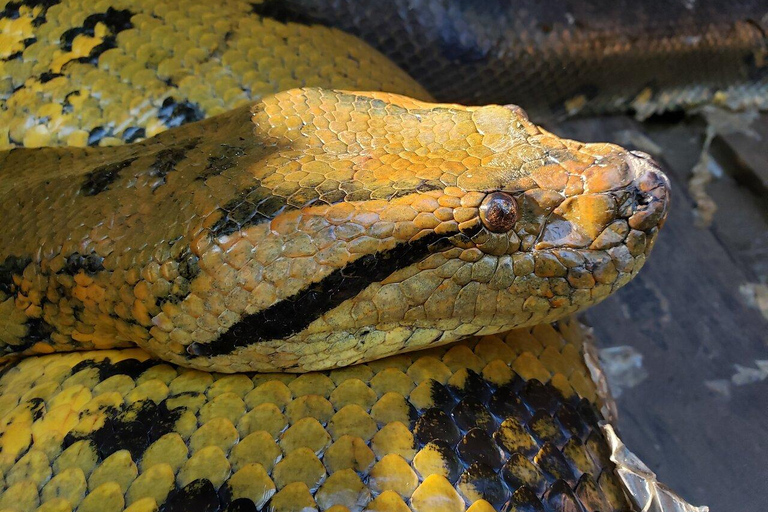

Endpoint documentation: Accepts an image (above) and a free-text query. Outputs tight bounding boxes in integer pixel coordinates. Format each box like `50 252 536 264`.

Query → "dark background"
552 114 768 512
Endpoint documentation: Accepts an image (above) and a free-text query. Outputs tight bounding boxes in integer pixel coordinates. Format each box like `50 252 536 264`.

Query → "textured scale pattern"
0 319 632 512
0 0 681 510
285 0 768 118
0 88 668 372
0 0 430 149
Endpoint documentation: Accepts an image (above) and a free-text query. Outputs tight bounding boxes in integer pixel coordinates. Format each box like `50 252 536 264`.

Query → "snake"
0 0 759 511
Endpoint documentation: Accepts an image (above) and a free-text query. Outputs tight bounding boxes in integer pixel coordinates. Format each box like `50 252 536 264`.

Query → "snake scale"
0 0 760 511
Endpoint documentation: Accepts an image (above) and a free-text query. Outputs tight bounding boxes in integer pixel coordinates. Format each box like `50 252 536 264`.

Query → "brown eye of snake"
479 192 518 232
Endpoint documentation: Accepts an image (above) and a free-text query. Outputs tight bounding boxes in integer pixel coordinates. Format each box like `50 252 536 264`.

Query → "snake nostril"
617 149 672 232
626 168 671 230
635 188 651 206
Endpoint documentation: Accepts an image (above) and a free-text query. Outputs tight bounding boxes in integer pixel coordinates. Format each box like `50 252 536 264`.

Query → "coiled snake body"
3 0 754 510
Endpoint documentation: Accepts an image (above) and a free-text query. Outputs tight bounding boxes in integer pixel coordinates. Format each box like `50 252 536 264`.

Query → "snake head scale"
0 88 670 372
174 88 671 371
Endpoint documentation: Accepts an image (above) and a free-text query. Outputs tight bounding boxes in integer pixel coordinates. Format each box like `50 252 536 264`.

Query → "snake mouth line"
186 230 458 357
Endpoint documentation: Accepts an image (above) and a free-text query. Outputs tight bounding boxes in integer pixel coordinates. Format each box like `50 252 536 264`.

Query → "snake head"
170 89 670 372
441 127 671 321
357 100 672 348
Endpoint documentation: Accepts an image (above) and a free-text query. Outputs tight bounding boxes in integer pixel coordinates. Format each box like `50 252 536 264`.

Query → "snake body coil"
0 0 708 510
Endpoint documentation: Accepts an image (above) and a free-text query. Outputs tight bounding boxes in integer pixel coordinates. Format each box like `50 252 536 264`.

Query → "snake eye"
479 192 518 232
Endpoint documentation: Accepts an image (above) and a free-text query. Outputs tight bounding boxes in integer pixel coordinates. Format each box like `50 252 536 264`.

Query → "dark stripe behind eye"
187 230 455 357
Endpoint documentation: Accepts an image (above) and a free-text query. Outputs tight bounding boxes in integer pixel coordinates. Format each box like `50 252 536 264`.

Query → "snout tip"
625 150 671 231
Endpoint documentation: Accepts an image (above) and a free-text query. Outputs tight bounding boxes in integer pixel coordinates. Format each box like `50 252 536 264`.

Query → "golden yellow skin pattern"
0 1 668 510
0 319 630 512
0 88 663 372
0 0 430 149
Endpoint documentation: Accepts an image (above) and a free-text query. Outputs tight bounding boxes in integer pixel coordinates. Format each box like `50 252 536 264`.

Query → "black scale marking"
249 0 317 26
147 137 201 190
407 368 625 509
0 255 31 294
62 252 105 275
59 7 134 63
208 184 287 238
187 231 455 357
80 157 138 196
63 358 185 460
158 96 205 129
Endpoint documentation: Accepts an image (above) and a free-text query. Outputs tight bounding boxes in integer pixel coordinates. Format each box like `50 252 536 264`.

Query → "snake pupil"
479 192 518 232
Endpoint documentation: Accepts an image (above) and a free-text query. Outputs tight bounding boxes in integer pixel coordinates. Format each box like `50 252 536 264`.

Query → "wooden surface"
550 114 768 512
